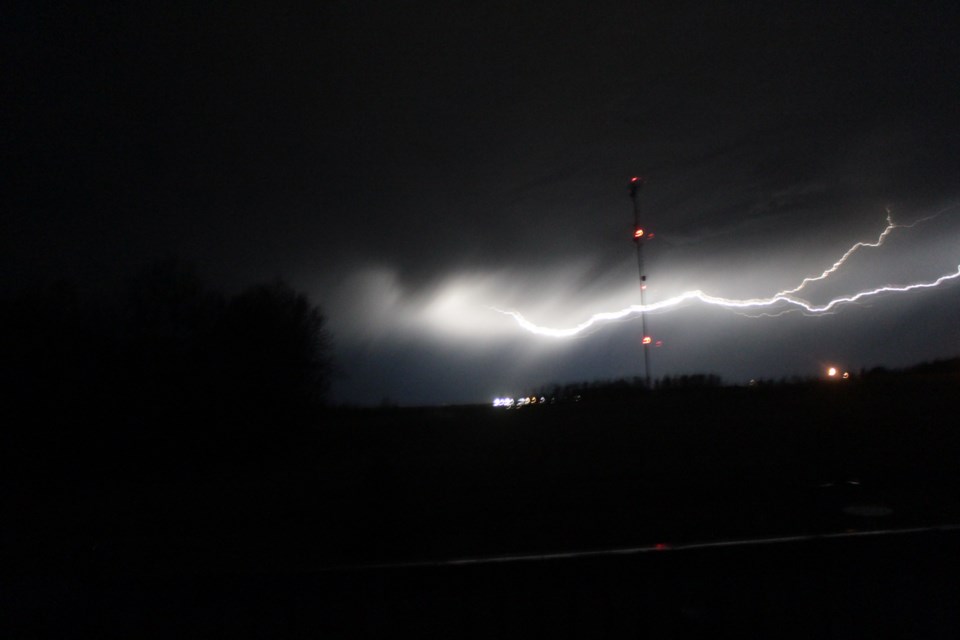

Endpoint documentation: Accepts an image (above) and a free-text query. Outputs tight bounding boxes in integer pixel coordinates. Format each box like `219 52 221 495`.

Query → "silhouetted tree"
216 279 331 426
1 260 333 446
1 279 86 415
113 259 226 425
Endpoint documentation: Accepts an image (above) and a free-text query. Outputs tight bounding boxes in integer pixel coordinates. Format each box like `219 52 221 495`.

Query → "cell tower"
629 176 652 388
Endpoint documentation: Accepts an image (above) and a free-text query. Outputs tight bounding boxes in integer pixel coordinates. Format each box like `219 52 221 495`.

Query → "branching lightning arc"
496 211 960 338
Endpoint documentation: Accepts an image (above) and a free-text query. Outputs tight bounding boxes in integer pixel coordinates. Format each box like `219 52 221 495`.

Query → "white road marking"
324 523 960 572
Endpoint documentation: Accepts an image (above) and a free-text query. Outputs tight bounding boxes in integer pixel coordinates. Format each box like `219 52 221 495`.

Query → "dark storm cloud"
6 1 960 404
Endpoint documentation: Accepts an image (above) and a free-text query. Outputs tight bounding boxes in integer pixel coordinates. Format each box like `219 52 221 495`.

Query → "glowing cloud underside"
496 211 960 338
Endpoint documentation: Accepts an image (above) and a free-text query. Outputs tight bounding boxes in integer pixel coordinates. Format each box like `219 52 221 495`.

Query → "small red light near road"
654 543 669 551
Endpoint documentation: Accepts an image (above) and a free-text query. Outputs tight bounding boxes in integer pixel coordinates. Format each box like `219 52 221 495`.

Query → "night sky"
6 2 960 405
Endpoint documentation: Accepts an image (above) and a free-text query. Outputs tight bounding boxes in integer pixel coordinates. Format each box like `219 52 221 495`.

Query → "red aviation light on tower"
634 228 645 239
629 176 644 198
642 336 652 345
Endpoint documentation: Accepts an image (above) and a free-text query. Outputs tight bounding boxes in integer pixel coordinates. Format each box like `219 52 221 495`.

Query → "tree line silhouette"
525 358 960 406
2 259 331 428
529 373 725 404
1 260 332 541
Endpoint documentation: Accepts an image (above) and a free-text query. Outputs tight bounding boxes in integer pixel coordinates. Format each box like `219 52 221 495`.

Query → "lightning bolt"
779 209 942 296
496 210 960 338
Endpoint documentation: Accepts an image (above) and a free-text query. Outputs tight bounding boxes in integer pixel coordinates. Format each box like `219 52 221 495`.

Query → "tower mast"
629 176 652 388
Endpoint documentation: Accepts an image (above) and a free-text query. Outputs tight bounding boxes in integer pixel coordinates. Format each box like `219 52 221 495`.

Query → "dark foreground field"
6 375 960 636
